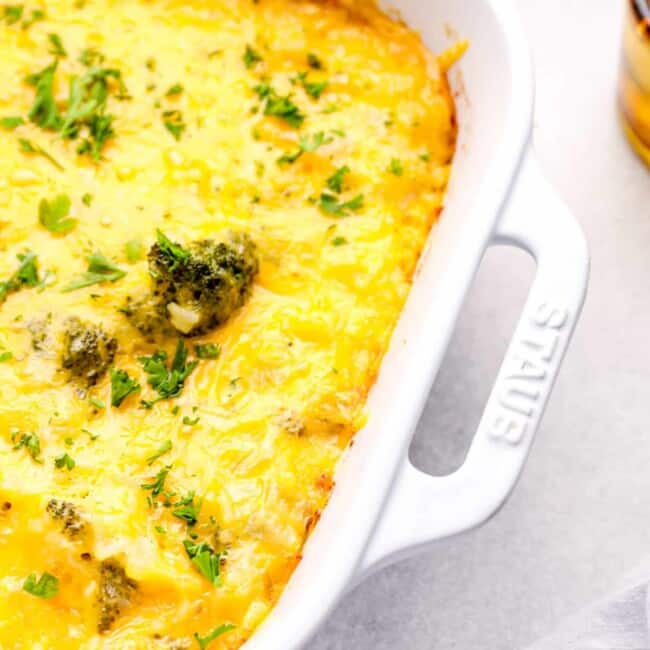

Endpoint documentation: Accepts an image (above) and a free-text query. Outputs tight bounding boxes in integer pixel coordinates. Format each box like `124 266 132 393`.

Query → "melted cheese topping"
0 1 463 647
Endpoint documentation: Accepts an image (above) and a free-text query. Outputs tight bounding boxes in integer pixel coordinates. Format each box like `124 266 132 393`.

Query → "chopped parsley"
54 452 75 470
110 368 140 407
38 194 76 234
183 539 221 585
277 131 332 165
79 47 104 66
62 251 127 292
388 158 403 176
21 7 44 28
326 165 350 193
165 83 183 97
140 466 170 497
302 76 328 100
318 192 363 217
163 110 186 140
254 83 305 128
47 33 67 57
89 396 105 409
0 116 24 130
12 431 42 462
26 61 61 130
194 343 220 359
331 236 347 246
146 440 172 465
0 251 40 304
23 572 59 599
419 151 431 162
18 138 64 170
243 44 262 69
172 491 200 526
182 415 199 426
3 4 23 24
81 192 93 206
307 52 323 69
194 624 235 650
0 351 13 362
139 339 198 407
125 239 143 263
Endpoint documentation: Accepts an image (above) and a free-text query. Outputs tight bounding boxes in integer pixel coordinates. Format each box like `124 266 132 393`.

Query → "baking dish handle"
356 151 589 579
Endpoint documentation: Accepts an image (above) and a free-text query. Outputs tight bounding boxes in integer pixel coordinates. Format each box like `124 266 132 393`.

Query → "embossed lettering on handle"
487 301 569 446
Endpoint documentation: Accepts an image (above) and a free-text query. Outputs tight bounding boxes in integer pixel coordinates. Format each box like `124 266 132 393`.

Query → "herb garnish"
54 452 75 470
243 44 262 69
81 192 93 206
277 131 332 165
172 491 200 526
147 440 172 465
194 343 220 359
307 52 323 69
163 110 186 140
12 431 42 462
21 7 43 28
254 83 305 128
155 229 190 269
23 572 59 599
125 239 143 263
0 251 40 303
0 116 24 130
332 236 347 246
26 61 61 130
47 33 67 57
0 351 13 362
18 138 64 170
302 76 328 100
139 339 198 407
165 83 183 97
110 368 140 407
388 158 403 176
183 539 222 585
318 192 363 217
38 194 76 234
326 165 350 193
62 251 127 292
3 4 23 24
140 466 170 497
194 624 235 650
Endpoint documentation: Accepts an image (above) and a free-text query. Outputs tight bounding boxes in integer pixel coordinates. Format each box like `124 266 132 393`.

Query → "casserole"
242 0 590 648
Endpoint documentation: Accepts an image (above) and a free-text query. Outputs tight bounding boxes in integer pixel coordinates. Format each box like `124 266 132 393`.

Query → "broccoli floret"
97 559 138 633
125 230 259 338
46 498 86 537
62 317 117 386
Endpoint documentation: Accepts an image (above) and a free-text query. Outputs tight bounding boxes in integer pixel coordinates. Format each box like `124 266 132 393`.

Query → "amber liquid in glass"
620 0 650 165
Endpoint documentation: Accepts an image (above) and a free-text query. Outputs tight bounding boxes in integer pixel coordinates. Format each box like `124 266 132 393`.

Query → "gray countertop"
312 1 650 648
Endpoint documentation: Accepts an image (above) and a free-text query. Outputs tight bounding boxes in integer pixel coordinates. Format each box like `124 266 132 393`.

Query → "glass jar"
620 0 650 165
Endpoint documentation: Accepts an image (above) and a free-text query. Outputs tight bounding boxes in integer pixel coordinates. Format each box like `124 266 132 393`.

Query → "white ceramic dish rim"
242 1 590 648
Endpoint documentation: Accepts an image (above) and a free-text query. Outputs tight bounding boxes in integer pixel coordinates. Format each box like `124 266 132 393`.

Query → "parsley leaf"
54 452 75 470
243 44 262 69
331 236 347 246
139 339 198 406
182 415 199 426
0 116 24 130
48 33 67 58
183 539 221 585
318 192 364 217
326 165 350 193
23 572 59 599
26 61 62 131
172 491 200 526
38 194 76 234
62 251 127 292
165 83 183 97
147 440 172 465
125 239 143 263
388 158 403 176
194 343 220 359
302 77 328 100
140 466 170 497
194 624 235 650
81 192 93 206
0 251 40 304
12 431 42 462
277 131 332 165
3 4 23 24
0 351 13 362
307 52 323 69
18 138 64 170
110 368 140 407
254 84 304 128
163 110 186 140
21 8 44 29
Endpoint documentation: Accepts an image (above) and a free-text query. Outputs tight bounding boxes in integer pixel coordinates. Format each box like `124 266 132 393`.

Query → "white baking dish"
244 1 589 648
